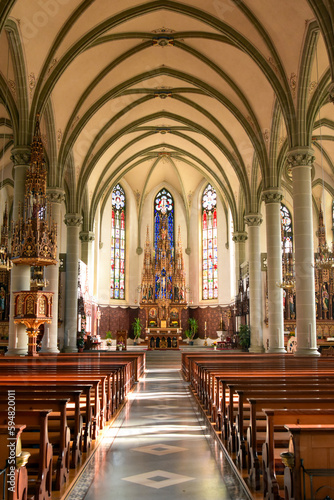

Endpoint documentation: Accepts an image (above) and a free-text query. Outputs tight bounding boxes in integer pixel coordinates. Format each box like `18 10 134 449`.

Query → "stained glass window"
111 184 125 299
202 184 218 300
154 188 174 252
280 204 293 253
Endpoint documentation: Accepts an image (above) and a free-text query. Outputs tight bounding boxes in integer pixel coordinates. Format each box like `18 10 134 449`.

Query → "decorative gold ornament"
11 115 57 267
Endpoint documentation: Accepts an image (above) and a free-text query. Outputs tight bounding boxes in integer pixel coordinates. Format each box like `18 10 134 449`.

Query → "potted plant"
186 317 198 345
238 324 250 351
132 318 142 345
105 330 112 347
77 332 85 352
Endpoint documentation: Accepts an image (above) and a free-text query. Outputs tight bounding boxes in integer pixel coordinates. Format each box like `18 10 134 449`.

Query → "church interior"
0 1 334 499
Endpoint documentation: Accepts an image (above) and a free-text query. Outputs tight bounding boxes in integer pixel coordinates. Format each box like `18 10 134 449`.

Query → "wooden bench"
0 424 28 500
246 399 334 491
283 423 334 500
0 410 53 500
0 398 70 490
0 381 93 454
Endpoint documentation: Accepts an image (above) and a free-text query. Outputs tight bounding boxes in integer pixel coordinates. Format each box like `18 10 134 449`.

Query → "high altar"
140 208 186 349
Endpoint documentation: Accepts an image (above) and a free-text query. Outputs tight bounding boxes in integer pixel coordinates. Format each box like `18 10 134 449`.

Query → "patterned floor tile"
132 443 187 455
122 469 194 489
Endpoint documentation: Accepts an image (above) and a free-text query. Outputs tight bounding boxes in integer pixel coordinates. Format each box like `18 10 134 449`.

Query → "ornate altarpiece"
140 209 186 331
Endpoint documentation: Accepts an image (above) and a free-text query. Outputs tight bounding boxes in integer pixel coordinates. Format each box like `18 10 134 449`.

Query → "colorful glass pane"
280 204 293 253
154 188 174 253
111 184 126 299
202 184 218 300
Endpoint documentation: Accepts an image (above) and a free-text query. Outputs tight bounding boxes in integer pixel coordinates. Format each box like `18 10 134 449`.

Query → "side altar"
140 198 187 349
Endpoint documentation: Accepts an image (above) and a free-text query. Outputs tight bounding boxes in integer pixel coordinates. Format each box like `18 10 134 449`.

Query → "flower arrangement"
105 330 112 346
117 342 125 351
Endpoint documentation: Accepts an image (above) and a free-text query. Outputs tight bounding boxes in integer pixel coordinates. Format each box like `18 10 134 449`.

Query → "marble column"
80 231 95 302
232 231 248 287
287 148 319 356
263 188 286 353
244 213 265 353
40 188 65 353
64 213 82 352
6 148 31 356
79 231 95 266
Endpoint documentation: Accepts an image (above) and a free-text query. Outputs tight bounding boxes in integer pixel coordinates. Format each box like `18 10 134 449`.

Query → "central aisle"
67 351 251 500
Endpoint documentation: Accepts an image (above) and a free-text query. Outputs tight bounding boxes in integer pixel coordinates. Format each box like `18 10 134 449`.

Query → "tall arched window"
111 184 125 299
154 188 174 252
202 184 218 300
280 203 293 253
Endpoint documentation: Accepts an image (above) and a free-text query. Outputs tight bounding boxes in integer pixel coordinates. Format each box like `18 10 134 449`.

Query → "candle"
46 326 50 347
15 325 18 348
205 321 207 329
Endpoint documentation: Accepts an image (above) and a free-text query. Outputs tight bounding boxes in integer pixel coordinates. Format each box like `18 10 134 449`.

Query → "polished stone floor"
66 351 251 500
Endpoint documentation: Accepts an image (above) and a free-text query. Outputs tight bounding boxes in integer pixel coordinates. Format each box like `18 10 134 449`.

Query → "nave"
66 351 250 500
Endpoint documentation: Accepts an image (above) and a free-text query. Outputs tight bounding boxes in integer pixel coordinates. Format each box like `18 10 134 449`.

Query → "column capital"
232 231 248 243
262 188 283 204
47 188 65 204
79 230 95 243
11 146 31 166
286 147 315 168
329 82 334 104
64 213 82 227
244 213 263 227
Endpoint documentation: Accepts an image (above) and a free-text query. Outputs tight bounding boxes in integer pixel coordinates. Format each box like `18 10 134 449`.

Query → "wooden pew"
0 388 82 469
0 381 93 454
263 410 334 499
0 398 70 490
183 353 334 498
230 385 334 461
246 400 334 491
0 410 53 500
279 420 334 500
0 424 28 500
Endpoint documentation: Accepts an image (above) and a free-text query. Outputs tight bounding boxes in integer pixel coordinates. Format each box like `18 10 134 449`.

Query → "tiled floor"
66 351 251 500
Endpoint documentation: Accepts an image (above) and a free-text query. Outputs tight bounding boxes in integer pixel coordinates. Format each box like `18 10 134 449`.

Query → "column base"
294 347 320 357
63 346 78 353
40 347 60 354
249 346 265 353
5 348 28 356
267 348 287 354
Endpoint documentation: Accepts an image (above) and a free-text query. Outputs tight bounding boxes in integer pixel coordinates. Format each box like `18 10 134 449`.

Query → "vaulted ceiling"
0 0 333 232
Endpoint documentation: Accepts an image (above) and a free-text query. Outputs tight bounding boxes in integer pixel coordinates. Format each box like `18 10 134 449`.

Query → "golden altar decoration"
139 208 186 348
11 116 57 356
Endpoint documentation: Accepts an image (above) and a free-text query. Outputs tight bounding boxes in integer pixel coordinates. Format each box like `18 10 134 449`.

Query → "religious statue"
322 283 329 317
289 294 295 319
